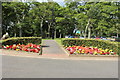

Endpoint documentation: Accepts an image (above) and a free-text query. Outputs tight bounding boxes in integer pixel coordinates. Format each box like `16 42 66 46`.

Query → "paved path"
2 55 118 78
42 40 67 56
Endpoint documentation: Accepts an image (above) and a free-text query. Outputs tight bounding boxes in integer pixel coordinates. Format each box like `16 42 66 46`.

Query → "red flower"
9 45 13 49
114 52 116 55
27 48 35 52
97 50 102 53
13 47 16 50
66 47 70 51
102 53 106 55
69 49 76 54
37 45 41 48
33 44 37 48
34 49 39 53
25 49 29 52
105 52 110 55
6 47 10 49
3 43 41 53
37 48 40 51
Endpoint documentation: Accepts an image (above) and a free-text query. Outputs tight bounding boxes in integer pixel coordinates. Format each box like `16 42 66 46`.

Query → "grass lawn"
54 38 62 46
42 38 62 46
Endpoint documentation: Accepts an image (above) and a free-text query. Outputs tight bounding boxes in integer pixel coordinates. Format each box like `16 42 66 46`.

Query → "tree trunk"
100 29 103 37
84 18 90 38
48 23 51 38
18 20 22 37
117 33 118 38
60 33 62 38
14 33 16 37
84 26 88 38
117 30 119 38
63 33 65 38
19 27 22 37
54 29 56 38
19 14 25 37
59 30 62 38
40 19 43 38
88 26 91 39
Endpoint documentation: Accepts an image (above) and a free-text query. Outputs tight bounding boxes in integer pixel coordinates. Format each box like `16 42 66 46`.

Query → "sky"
37 0 64 2
37 0 65 6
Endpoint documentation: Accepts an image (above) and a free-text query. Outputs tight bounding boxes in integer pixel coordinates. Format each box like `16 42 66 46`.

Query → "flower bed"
65 46 118 56
2 43 42 53
62 38 120 55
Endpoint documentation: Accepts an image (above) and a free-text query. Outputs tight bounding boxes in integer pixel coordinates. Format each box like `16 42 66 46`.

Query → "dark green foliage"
62 38 120 55
1 37 42 45
2 2 120 38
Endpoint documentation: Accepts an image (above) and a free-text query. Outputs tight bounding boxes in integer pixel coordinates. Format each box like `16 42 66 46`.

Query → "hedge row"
62 38 120 55
0 37 42 45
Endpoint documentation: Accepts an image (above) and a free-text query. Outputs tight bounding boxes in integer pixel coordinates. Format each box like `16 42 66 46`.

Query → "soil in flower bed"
65 46 118 56
2 43 41 53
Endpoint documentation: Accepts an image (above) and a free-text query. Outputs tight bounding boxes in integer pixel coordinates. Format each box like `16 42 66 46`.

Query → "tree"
2 1 120 38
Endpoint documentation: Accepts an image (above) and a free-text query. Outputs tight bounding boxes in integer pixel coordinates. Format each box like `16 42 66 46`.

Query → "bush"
1 37 42 45
62 38 120 55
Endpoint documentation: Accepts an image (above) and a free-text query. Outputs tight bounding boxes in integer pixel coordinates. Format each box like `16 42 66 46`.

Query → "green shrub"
1 37 42 45
62 38 120 55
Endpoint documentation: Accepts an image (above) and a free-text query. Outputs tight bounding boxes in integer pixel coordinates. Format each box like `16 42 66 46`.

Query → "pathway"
42 40 67 57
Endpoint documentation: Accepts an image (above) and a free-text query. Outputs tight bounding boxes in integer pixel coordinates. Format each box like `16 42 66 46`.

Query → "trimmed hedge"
62 38 120 55
0 37 42 45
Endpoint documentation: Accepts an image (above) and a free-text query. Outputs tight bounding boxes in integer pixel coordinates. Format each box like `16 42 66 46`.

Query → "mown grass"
54 38 62 46
42 38 62 46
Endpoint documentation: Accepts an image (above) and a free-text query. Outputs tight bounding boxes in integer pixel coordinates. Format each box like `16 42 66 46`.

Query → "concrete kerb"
0 49 118 61
1 52 118 61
